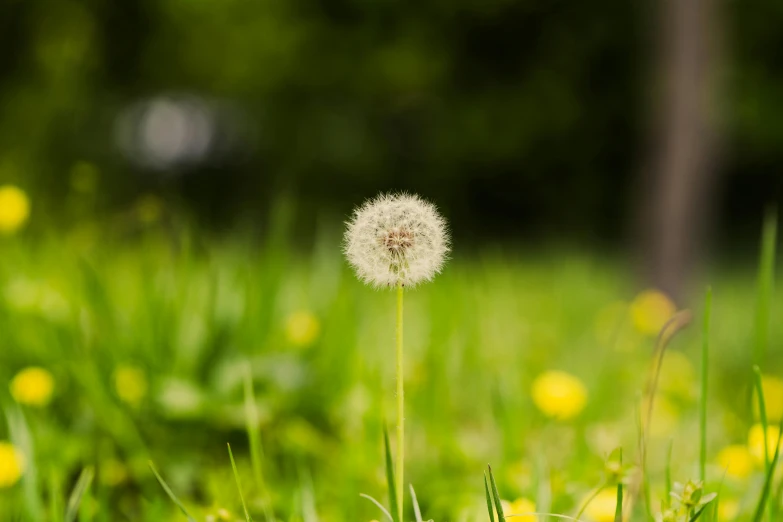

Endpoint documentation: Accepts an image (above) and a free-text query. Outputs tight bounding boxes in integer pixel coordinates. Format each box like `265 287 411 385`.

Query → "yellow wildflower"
717 499 739 520
113 365 148 407
716 444 754 479
285 310 321 348
754 375 783 424
748 423 781 464
630 289 676 336
0 441 25 488
10 367 54 407
501 498 536 520
531 370 588 420
583 488 618 522
0 185 30 234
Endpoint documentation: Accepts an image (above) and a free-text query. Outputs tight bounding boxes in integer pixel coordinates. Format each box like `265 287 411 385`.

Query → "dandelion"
113 365 148 407
285 310 321 348
630 289 676 337
10 367 54 407
531 370 588 420
344 192 450 521
581 488 618 522
754 374 783 423
0 441 25 488
717 499 739 520
0 185 30 234
748 423 781 464
501 497 536 520
715 444 754 479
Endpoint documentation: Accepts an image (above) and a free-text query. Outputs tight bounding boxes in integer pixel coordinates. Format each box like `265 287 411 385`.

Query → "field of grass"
0 206 781 522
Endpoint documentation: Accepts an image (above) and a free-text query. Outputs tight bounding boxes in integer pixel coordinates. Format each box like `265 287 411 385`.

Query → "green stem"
396 282 405 522
700 287 711 483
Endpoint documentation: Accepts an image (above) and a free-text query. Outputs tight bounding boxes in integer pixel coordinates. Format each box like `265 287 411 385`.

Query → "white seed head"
344 193 450 288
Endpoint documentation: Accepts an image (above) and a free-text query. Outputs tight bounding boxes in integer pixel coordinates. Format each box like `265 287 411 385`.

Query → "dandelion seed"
531 370 588 420
0 185 30 234
10 366 54 407
344 193 449 288
0 441 25 488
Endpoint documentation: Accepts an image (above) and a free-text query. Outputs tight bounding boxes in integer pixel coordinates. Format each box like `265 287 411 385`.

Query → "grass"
0 212 780 521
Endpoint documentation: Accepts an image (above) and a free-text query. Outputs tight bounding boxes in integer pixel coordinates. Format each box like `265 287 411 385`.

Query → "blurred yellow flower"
754 375 783 424
114 365 148 407
642 395 681 438
285 310 321 348
0 441 25 488
583 488 618 522
501 497 536 520
531 370 588 420
10 367 54 407
0 185 30 234
630 289 676 336
717 499 739 521
748 423 781 464
716 444 754 479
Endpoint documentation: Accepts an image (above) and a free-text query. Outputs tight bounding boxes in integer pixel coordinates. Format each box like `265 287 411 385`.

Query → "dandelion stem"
395 281 405 522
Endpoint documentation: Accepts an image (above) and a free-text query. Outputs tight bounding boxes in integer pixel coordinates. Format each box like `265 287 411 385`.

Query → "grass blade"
384 427 400 522
614 449 623 522
700 286 711 482
360 493 394 522
488 465 506 522
243 367 275 522
689 503 710 522
754 207 777 368
751 418 783 522
410 484 424 522
753 366 771 471
148 461 197 522
228 443 253 522
64 467 94 522
665 440 673 510
484 472 496 522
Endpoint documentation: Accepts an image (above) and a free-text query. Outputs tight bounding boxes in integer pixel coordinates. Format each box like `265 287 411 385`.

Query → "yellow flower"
630 289 676 336
0 185 30 234
583 488 618 522
285 310 321 348
748 423 781 464
0 441 25 488
113 365 148 407
716 444 754 479
754 375 783 424
501 498 536 520
10 367 54 407
717 499 739 521
531 370 588 420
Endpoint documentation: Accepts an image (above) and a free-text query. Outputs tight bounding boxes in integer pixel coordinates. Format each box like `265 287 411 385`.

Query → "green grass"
0 216 780 521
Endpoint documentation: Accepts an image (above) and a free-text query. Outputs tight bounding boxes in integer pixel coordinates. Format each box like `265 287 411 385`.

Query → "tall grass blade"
753 366 771 471
360 494 394 522
148 461 197 522
614 449 623 522
64 467 94 522
751 418 783 522
665 440 673 510
688 504 710 522
754 207 777 368
700 286 711 482
484 473 496 522
243 367 275 522
228 443 253 522
384 427 400 522
488 465 506 522
410 484 424 522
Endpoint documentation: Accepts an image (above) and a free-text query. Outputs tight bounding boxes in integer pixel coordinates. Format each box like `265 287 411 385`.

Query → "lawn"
0 205 781 522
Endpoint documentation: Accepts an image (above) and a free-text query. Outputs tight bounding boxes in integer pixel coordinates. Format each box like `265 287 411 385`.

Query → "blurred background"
1 0 783 520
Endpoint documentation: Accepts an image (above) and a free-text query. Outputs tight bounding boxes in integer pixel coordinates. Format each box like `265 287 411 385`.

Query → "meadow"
0 195 781 522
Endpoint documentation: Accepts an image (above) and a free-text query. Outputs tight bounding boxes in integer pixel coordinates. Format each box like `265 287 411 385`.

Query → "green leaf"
148 461 197 522
228 443 253 522
613 450 623 522
384 427 400 522
488 465 506 522
64 467 94 522
484 472 495 522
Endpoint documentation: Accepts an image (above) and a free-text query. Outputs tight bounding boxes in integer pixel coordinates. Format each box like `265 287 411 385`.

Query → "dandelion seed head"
344 193 449 288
